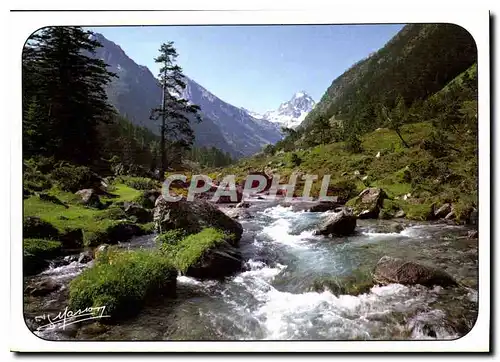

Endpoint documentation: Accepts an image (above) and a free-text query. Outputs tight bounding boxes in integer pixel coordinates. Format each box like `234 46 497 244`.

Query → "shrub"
69 249 177 321
328 179 359 202
24 159 53 192
160 228 230 273
344 134 363 153
51 164 101 192
114 176 158 191
289 152 302 167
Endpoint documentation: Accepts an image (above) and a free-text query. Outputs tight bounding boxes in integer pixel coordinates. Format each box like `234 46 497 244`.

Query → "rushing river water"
24 198 478 341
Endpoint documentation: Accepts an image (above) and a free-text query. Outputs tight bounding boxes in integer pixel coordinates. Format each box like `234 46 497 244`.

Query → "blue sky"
90 25 405 114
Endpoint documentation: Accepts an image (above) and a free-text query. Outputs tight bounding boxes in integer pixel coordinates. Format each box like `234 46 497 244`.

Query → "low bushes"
114 176 158 191
69 249 177 321
51 164 101 192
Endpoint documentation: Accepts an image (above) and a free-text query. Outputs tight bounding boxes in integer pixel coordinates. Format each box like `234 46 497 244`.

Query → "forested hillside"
221 23 478 224
301 23 476 136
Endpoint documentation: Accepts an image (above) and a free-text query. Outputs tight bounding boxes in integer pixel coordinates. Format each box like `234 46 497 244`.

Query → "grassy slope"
23 183 147 245
217 121 476 222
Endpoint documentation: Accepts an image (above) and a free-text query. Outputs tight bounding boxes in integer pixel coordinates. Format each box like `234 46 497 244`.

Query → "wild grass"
69 249 177 320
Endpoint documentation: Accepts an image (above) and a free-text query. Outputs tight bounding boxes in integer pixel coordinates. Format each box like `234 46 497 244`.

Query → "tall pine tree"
150 42 201 179
22 27 116 165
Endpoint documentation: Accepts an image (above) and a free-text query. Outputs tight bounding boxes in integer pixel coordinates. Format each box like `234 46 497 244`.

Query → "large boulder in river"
154 196 243 244
185 242 243 279
314 209 357 236
348 188 387 219
373 256 457 287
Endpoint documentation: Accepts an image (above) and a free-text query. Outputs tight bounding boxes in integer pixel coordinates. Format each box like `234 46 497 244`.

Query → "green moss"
69 249 176 321
160 228 230 273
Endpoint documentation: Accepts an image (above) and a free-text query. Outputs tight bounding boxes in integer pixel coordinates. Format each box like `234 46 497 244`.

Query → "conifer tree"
150 42 201 179
22 27 116 164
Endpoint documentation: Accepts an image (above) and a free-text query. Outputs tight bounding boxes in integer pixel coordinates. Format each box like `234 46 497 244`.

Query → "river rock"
236 201 250 208
25 279 62 297
349 188 387 219
467 230 478 239
394 210 406 218
308 201 342 213
373 256 457 287
137 189 161 209
445 210 456 220
105 222 145 244
123 202 152 223
75 189 103 209
434 203 452 219
185 242 243 280
78 250 93 264
59 228 84 249
94 244 110 260
314 209 357 236
223 208 252 220
154 196 243 244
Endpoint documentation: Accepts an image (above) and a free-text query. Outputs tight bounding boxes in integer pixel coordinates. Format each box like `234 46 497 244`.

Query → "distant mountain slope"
302 23 477 129
91 33 282 157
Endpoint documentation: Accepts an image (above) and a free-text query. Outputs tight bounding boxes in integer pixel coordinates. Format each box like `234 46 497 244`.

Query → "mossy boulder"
373 256 457 287
122 202 152 223
159 228 243 279
23 216 59 240
347 187 387 219
69 249 177 321
134 189 161 209
153 196 243 244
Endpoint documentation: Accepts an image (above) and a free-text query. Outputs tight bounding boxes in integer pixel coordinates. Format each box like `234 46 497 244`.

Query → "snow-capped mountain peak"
252 91 316 129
